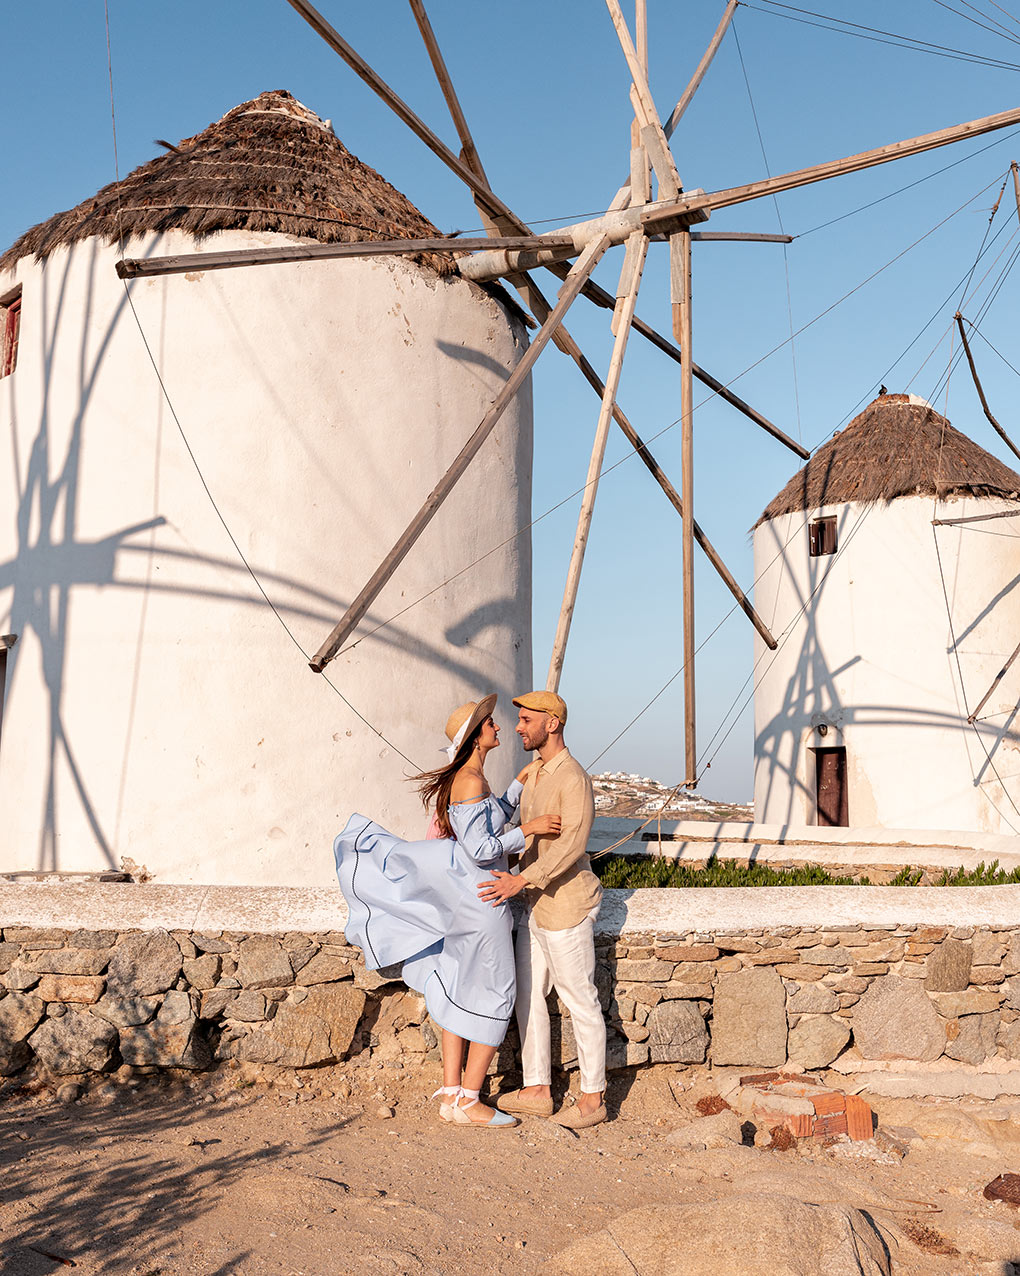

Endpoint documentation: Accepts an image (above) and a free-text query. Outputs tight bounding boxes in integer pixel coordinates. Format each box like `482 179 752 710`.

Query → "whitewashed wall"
0 229 533 884
752 495 1020 834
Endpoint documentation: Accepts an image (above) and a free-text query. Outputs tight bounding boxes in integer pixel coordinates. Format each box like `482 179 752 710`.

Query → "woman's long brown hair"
409 722 484 837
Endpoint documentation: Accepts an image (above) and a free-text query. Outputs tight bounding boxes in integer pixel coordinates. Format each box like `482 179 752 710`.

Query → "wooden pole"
643 104 1020 232
308 234 611 672
1012 161 1020 227
968 636 1020 724
933 509 1020 527
508 274 777 647
116 234 572 280
547 232 649 692
665 0 738 135
955 313 1020 464
673 228 697 784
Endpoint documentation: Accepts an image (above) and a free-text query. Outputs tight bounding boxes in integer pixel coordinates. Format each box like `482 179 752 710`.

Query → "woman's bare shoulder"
450 766 489 804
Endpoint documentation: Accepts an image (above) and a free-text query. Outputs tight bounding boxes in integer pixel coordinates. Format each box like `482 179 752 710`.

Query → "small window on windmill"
1 288 21 379
808 516 837 557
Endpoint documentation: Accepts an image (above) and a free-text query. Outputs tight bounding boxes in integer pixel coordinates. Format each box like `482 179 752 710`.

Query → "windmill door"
815 747 848 827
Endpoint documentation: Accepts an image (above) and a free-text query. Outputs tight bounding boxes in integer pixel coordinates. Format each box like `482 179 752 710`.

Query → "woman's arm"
449 800 526 866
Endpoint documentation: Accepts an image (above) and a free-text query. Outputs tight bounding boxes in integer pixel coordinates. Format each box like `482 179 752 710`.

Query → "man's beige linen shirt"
517 748 601 931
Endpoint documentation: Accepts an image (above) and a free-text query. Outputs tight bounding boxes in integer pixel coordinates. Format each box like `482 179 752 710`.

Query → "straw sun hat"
443 693 498 762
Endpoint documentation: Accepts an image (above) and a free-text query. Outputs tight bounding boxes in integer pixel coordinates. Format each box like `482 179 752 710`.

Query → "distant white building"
753 392 1020 835
0 91 533 885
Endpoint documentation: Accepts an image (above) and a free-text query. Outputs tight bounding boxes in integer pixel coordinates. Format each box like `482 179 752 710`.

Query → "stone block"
0 943 21 974
606 1032 649 1070
235 937 294 989
852 975 946 1061
711 967 787 1067
90 994 161 1027
106 931 182 997
198 988 236 1020
228 991 268 1022
715 956 743 973
626 985 664 1006
655 945 719 962
25 949 112 976
971 932 1006 966
944 1012 998 1065
3 928 67 945
647 1000 708 1064
192 935 231 954
925 938 972 992
36 975 104 1004
797 946 852 967
354 964 403 990
182 955 221 990
5 965 40 991
621 1022 650 1042
613 959 675 982
931 990 1002 1018
671 962 718 984
826 976 868 994
851 963 890 977
787 987 839 1014
0 991 45 1074
787 1015 851 1069
295 951 353 986
661 982 714 1000
998 1020 1020 1059
30 1012 118 1074
714 938 761 953
856 940 905 963
218 983 366 1067
119 992 210 1070
68 930 118 949
775 964 828 982
748 949 800 966
970 965 1006 985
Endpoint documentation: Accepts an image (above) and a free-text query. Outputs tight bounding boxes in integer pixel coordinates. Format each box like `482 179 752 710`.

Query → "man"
477 691 606 1128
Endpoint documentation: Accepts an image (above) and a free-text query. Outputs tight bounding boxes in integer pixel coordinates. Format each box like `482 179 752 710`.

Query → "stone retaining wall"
3 915 1020 1084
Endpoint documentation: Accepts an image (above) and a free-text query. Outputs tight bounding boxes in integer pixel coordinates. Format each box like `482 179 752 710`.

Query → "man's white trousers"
514 907 606 1093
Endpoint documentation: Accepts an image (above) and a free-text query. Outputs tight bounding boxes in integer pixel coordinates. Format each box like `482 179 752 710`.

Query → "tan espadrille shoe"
551 1102 607 1129
495 1089 555 1117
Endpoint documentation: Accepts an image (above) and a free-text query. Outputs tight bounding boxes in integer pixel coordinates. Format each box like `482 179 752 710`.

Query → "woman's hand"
516 764 532 784
522 813 561 838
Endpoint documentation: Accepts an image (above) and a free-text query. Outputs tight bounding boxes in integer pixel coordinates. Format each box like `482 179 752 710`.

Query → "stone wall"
3 916 1019 1086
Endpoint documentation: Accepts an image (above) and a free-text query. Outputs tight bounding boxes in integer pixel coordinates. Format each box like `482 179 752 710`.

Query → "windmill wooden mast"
119 0 1020 787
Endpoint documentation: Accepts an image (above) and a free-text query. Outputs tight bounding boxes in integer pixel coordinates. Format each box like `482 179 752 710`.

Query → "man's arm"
516 766 593 890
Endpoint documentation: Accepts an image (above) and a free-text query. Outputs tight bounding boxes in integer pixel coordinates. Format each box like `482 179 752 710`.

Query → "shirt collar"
536 747 571 775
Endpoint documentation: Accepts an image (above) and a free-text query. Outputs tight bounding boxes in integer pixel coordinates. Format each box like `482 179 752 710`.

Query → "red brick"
810 1093 846 1117
813 1111 848 1137
845 1094 874 1141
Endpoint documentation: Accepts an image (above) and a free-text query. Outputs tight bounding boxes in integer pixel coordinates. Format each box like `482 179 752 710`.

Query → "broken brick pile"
732 1071 874 1142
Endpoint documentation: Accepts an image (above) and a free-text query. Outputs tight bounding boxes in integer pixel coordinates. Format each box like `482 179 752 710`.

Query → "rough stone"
712 968 787 1067
354 964 403 991
851 963 890 977
925 939 972 992
656 945 719 962
119 992 209 1069
30 1012 118 1074
665 1110 745 1149
646 1000 708 1064
182 955 221 990
798 946 852 966
106 931 182 997
856 940 905 963
23 949 112 976
218 982 365 1067
660 982 714 1000
971 933 1007 966
235 937 294 989
0 943 21 974
775 964 829 982
35 975 104 1004
295 951 353 986
787 987 839 1014
0 993 44 1073
542 1197 890 1276
998 1020 1020 1059
826 977 868 994
90 994 161 1027
970 965 1006 985
787 1015 852 1069
613 958 675 982
945 1012 998 1064
4 964 40 991
605 1032 649 1069
228 991 268 1022
192 935 231 954
68 930 119 949
199 988 236 1019
749 949 800 966
852 975 946 1061
931 990 1002 1018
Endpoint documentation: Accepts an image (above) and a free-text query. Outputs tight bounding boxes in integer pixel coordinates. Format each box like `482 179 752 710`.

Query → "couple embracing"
333 691 607 1130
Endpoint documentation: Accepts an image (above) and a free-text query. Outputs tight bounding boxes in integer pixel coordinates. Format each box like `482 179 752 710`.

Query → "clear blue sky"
4 2 1020 799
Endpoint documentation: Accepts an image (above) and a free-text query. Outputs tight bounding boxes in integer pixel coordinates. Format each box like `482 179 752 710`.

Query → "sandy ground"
2 1063 1020 1276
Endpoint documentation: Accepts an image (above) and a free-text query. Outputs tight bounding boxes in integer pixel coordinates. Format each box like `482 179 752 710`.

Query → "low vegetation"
592 856 1020 889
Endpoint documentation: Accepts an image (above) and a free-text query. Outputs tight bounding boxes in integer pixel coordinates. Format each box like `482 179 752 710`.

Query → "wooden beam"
687 232 793 243
955 313 1020 464
664 0 738 135
643 104 1020 232
507 274 776 646
116 235 574 279
968 637 1020 724
547 232 649 692
674 228 697 785
1013 160 1020 227
606 0 682 197
283 0 518 229
308 234 611 672
933 509 1020 527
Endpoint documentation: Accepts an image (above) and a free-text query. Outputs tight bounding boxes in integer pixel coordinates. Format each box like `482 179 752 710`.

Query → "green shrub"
592 855 1020 888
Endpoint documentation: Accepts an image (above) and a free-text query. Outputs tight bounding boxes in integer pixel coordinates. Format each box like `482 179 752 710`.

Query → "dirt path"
2 1064 1019 1275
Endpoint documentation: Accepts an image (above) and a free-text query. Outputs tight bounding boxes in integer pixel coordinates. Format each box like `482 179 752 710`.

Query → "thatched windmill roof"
0 90 458 276
756 393 1020 526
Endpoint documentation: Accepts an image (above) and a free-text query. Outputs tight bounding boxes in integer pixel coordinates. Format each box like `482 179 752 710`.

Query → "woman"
333 694 560 1128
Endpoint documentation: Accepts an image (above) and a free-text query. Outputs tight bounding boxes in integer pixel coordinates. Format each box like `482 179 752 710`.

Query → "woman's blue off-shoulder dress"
333 781 525 1048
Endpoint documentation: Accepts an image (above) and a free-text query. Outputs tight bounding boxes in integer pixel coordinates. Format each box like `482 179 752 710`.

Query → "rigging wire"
928 0 1020 46
733 20 803 442
740 0 1020 71
102 7 422 773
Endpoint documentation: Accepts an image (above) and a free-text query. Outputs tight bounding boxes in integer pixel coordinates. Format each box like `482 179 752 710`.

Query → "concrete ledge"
6 881 1020 936
591 818 1020 871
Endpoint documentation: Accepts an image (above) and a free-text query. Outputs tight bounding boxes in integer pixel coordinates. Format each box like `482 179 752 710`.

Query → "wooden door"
815 747 848 826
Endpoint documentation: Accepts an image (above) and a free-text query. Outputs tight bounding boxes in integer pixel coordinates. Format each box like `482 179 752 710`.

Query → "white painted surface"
0 230 533 884
5 881 1020 935
753 496 1020 835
